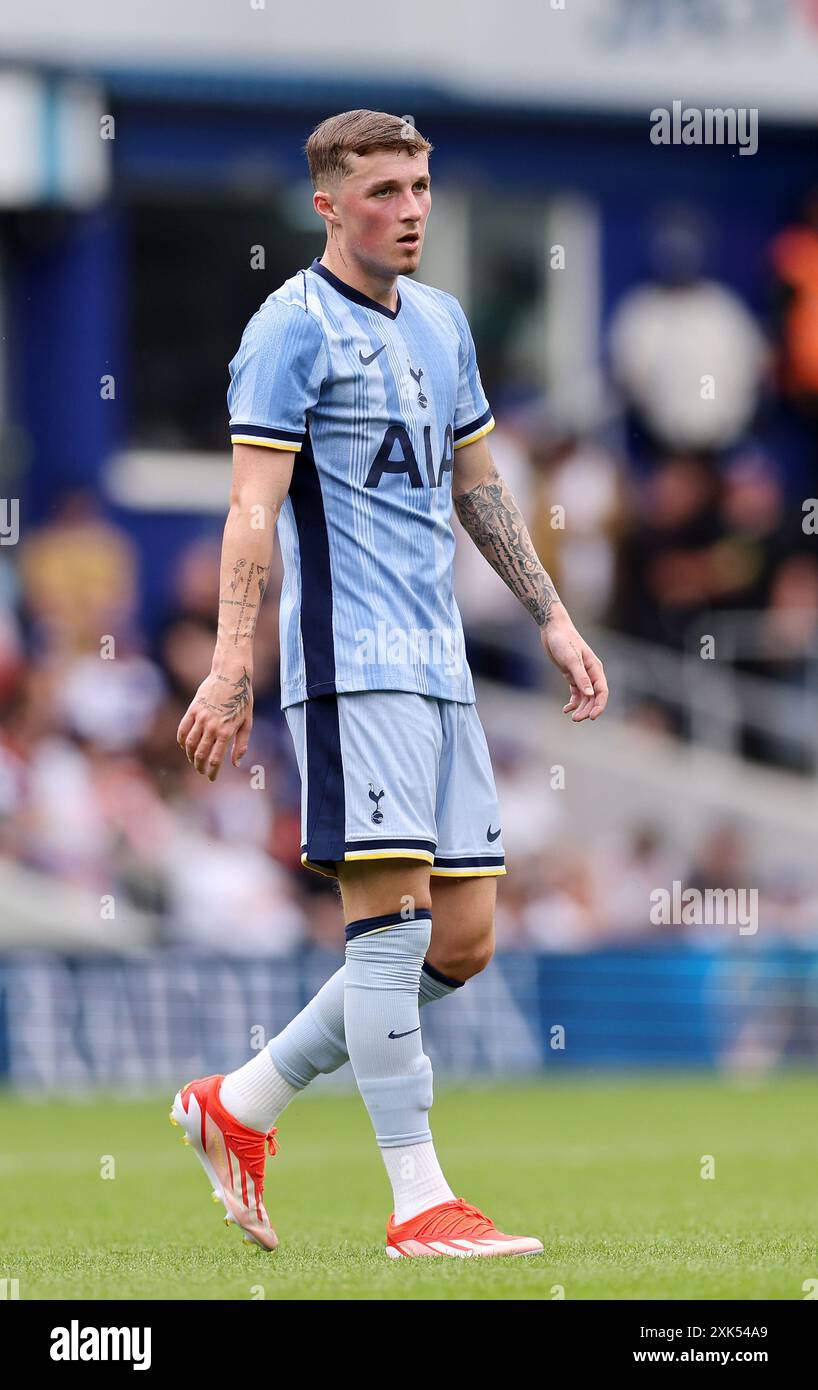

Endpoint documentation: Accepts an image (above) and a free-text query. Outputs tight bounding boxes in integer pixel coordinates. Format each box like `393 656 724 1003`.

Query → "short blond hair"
305 109 433 189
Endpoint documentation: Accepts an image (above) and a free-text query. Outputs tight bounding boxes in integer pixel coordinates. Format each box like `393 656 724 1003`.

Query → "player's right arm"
177 297 327 780
176 443 295 780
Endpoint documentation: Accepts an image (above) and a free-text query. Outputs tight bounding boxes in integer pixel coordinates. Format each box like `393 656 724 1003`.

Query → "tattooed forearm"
217 559 271 647
454 464 562 626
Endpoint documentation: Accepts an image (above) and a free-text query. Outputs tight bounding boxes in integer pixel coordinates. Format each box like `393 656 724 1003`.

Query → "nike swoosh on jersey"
487 825 502 842
359 344 386 365
388 1027 421 1039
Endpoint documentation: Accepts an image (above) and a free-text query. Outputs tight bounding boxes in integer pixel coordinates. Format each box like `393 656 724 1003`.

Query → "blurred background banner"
1 0 818 1089
2 945 817 1090
3 0 818 116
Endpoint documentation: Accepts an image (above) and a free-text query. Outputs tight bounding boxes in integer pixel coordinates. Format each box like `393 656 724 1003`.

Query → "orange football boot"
386 1197 544 1258
170 1073 279 1250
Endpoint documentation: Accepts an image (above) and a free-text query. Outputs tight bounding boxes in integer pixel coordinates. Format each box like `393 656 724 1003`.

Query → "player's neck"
318 247 399 314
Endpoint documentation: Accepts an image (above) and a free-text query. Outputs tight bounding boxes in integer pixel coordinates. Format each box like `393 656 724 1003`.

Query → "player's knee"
430 930 494 983
458 937 494 979
468 937 495 977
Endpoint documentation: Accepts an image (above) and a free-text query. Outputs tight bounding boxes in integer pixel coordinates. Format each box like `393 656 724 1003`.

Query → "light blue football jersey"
227 257 495 709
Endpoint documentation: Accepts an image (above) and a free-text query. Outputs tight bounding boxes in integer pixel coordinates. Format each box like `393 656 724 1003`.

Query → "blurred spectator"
593 826 683 943
685 821 754 948
610 210 768 455
762 553 818 656
617 452 725 647
713 449 791 610
770 187 818 424
171 535 223 623
57 651 166 752
0 558 25 703
18 733 117 886
165 822 305 955
159 613 221 701
491 736 564 857
517 848 598 952
18 489 140 661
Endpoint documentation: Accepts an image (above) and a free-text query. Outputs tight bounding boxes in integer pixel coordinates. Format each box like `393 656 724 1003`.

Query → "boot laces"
412 1197 495 1238
224 1122 279 1188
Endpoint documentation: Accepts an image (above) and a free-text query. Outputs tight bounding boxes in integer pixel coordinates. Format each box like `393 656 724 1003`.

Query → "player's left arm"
452 433 608 722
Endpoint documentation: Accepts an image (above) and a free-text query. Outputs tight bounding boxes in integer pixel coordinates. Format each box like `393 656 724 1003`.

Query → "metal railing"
470 610 818 775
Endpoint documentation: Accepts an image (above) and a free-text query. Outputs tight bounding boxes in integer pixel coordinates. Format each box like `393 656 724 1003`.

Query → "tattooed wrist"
211 656 253 678
534 593 564 628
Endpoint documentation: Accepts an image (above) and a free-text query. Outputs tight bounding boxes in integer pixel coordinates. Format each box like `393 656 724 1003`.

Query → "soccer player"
172 110 608 1258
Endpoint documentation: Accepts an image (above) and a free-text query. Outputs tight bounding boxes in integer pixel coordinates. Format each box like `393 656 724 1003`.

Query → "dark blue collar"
310 257 402 319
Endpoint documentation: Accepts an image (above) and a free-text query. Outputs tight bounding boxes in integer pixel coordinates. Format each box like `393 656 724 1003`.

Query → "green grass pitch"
2 1074 815 1300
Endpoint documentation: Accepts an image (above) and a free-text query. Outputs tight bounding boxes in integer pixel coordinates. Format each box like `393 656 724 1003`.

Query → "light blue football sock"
267 966 348 1088
342 908 435 1148
268 948 462 1090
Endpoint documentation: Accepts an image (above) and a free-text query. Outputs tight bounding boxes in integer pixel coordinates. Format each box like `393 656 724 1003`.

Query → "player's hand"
176 663 254 781
540 608 608 722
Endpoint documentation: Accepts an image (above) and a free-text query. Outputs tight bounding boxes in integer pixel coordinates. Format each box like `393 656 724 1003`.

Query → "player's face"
334 149 431 278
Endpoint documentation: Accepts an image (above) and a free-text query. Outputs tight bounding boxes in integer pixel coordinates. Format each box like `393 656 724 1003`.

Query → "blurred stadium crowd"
2 197 818 955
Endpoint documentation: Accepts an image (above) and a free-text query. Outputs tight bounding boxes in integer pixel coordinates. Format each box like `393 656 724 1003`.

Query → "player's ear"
313 189 337 225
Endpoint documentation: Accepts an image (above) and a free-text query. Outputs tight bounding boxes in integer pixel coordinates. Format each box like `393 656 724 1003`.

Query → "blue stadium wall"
1 946 815 1087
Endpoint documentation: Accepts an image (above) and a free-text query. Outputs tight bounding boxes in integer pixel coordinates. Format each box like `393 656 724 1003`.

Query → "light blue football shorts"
284 691 506 879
